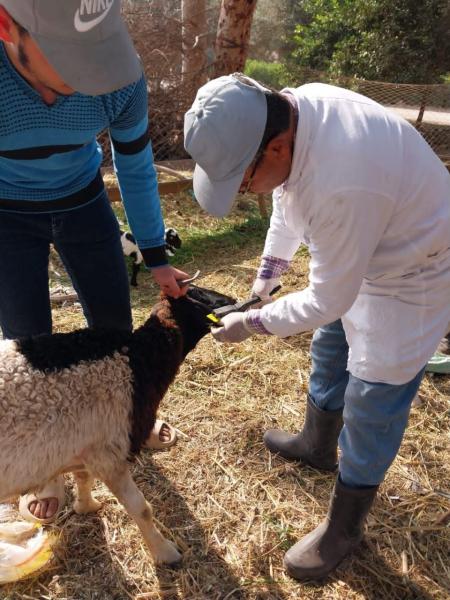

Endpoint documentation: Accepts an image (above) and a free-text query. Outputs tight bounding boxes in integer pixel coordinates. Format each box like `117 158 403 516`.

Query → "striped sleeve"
109 77 167 268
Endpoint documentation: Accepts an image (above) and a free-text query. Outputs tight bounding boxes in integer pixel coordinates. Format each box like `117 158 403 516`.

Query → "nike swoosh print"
74 2 114 33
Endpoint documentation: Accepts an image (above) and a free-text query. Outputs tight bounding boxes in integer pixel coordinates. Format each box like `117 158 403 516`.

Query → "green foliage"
171 211 268 265
249 0 307 61
244 59 294 89
287 0 450 83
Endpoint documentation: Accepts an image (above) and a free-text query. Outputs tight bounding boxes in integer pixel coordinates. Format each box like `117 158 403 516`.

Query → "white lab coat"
259 84 450 384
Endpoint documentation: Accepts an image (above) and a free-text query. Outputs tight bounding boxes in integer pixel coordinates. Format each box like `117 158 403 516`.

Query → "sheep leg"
130 261 139 287
73 470 102 514
104 468 181 565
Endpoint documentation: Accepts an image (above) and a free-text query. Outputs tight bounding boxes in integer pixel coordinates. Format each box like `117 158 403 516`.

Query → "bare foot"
158 422 172 443
144 419 177 450
19 477 65 523
28 497 59 520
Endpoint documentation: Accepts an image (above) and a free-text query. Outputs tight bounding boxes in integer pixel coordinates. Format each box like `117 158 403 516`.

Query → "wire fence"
100 2 450 168
293 69 450 159
100 1 217 167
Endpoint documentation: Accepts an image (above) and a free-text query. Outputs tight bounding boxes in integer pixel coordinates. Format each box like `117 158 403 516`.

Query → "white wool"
0 346 133 501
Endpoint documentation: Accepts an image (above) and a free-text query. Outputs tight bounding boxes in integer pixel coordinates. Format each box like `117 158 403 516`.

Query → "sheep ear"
186 285 236 310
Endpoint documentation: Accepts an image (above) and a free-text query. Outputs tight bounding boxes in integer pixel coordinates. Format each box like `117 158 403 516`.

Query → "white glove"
251 277 280 307
251 255 289 306
211 312 253 343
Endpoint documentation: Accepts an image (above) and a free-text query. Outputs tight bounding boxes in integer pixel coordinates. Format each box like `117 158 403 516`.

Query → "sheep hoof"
73 498 102 514
154 540 182 566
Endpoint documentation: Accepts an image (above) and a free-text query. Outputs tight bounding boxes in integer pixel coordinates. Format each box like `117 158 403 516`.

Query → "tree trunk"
181 0 207 87
214 0 258 77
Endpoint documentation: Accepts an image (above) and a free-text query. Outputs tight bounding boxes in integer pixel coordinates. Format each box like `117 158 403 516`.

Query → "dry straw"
3 192 449 600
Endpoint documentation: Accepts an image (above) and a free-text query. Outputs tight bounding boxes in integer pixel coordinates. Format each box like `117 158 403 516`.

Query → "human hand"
151 265 190 298
251 255 289 307
251 277 280 307
211 312 253 343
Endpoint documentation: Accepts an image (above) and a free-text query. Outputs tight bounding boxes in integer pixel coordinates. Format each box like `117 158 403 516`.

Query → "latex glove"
251 255 290 306
151 265 190 298
211 312 253 343
251 277 280 307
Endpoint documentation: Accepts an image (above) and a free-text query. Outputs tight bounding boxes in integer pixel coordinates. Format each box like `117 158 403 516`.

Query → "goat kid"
0 285 235 572
120 228 182 286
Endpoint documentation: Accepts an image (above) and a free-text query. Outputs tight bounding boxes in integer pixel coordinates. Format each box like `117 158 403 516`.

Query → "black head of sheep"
149 284 236 356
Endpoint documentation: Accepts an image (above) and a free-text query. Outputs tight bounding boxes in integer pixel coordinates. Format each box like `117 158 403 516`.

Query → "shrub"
244 59 294 89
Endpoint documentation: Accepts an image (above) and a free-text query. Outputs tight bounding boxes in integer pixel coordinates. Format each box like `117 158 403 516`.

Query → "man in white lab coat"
184 73 450 581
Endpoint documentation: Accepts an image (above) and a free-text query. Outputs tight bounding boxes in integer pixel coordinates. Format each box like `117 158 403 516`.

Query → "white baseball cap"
2 0 142 95
184 74 269 217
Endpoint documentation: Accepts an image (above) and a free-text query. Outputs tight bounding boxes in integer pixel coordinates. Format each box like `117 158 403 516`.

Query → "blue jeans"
0 193 132 339
309 320 425 487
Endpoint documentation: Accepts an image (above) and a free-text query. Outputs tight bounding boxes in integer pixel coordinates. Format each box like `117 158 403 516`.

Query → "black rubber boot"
263 395 343 471
284 477 379 581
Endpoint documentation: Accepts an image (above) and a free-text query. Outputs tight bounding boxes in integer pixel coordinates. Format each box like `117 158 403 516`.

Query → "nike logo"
74 0 114 33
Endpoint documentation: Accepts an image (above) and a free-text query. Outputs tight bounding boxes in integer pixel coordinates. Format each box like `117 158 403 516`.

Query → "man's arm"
251 189 303 300
250 190 394 337
109 77 187 295
262 189 304 260
109 77 166 266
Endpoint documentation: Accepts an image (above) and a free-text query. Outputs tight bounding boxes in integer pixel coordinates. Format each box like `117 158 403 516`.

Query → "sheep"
0 285 235 570
120 227 182 287
164 228 183 257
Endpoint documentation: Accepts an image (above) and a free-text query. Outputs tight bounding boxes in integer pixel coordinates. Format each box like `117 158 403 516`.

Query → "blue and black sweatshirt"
0 42 167 268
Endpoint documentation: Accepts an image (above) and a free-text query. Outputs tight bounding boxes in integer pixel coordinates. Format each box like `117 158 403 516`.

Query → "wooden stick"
105 179 193 200
155 164 189 180
50 292 79 304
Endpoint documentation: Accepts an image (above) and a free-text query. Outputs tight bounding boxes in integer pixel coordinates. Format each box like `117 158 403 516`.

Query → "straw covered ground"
2 191 449 600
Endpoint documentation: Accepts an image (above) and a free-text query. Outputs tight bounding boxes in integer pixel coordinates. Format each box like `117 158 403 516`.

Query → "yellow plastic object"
0 520 39 542
0 526 55 584
207 313 221 325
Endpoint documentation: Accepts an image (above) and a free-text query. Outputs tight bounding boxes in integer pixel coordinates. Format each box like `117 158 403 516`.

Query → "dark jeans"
0 193 132 339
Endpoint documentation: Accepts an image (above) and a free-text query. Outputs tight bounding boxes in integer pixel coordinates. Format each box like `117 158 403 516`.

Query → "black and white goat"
0 285 235 571
120 228 182 287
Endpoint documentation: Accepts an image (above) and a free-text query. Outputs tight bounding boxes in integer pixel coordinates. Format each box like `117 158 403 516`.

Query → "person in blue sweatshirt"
0 0 187 522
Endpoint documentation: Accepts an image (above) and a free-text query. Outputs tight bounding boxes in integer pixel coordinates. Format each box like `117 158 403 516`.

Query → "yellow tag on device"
207 313 221 324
